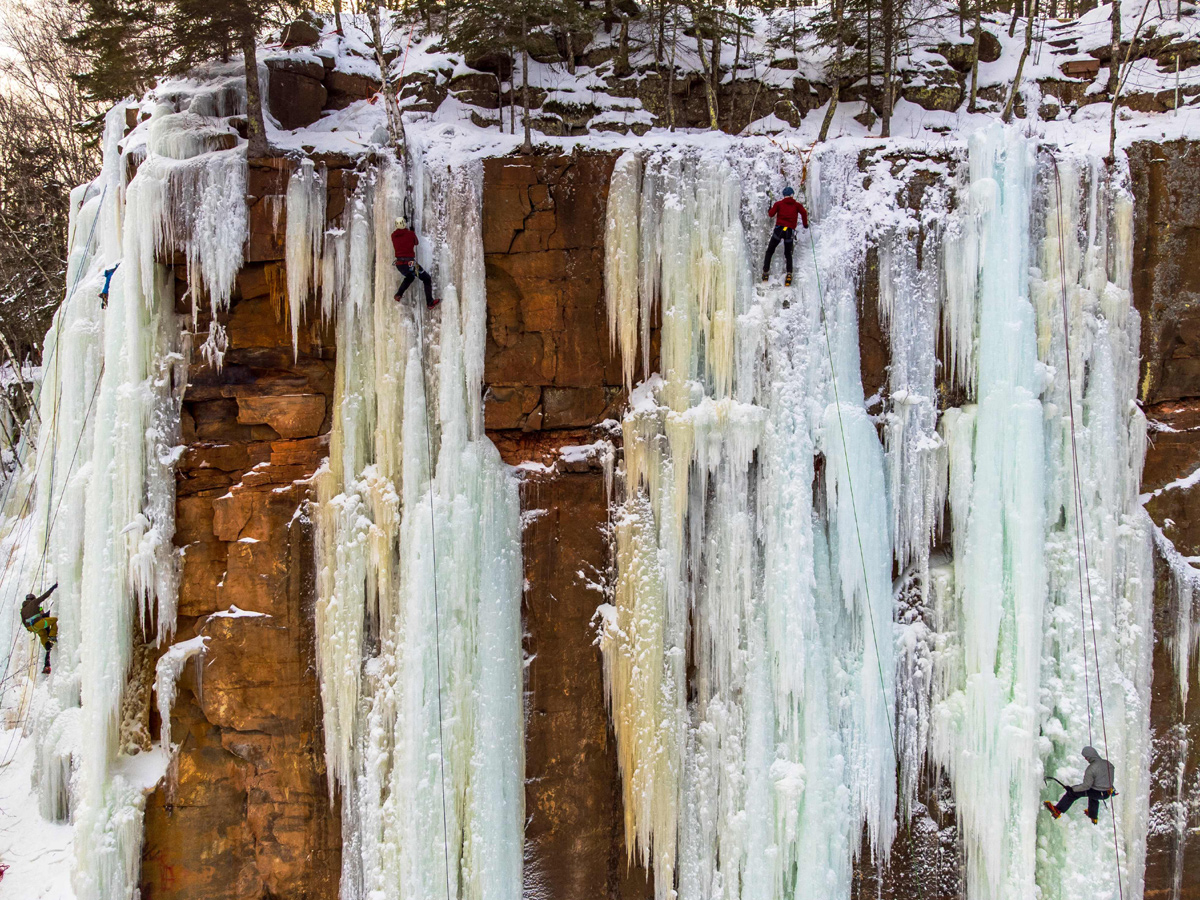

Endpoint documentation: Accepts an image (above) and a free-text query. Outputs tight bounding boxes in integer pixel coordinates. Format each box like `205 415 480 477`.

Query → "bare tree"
818 0 844 142
0 0 102 360
690 0 721 129
240 29 269 158
1003 0 1037 122
368 4 406 151
1108 0 1122 94
881 0 895 136
968 0 982 111
1108 0 1152 159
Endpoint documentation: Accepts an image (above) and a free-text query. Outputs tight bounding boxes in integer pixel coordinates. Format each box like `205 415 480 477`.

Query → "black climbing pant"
395 259 434 307
763 225 795 276
1054 787 1112 819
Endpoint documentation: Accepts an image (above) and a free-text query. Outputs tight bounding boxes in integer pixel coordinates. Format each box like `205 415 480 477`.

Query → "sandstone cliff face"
1130 140 1200 900
140 162 342 899
140 140 1200 900
481 151 652 900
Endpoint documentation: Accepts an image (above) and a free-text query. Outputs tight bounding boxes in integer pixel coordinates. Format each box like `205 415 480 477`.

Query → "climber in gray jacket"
1043 746 1116 824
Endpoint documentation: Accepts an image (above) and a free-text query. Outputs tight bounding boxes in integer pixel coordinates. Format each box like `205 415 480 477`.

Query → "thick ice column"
63 105 184 900
601 143 897 900
311 150 524 900
932 125 1047 900
803 151 898 868
1030 154 1153 900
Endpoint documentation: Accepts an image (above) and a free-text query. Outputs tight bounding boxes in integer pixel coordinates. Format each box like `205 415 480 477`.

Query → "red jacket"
768 196 809 230
392 228 419 259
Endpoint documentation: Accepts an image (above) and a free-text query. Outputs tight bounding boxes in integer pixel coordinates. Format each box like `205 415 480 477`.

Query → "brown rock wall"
483 152 626 432
482 152 651 900
1131 140 1200 898
140 256 340 900
141 136 1200 900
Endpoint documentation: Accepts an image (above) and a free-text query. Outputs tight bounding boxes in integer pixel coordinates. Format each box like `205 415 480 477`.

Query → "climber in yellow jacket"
21 583 57 674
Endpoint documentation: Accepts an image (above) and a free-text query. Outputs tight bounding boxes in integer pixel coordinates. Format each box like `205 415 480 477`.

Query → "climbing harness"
1051 154 1125 900
411 269 454 900
806 221 927 900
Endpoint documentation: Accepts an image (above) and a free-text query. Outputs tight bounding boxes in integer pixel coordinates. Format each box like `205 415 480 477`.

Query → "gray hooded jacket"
1072 746 1114 793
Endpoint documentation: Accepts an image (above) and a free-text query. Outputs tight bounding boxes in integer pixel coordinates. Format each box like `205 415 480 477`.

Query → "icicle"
285 159 328 359
605 151 642 392
154 635 207 751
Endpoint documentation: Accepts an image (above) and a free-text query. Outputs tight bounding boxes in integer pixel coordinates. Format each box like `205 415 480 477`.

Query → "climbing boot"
1088 813 1098 825
42 664 50 675
393 290 404 302
428 297 442 309
761 271 769 283
785 272 793 287
1043 801 1061 820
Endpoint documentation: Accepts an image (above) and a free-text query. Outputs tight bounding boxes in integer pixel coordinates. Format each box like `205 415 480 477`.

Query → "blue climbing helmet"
782 186 795 197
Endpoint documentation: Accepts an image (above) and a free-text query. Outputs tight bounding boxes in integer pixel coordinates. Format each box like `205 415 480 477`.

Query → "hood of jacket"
1082 746 1100 763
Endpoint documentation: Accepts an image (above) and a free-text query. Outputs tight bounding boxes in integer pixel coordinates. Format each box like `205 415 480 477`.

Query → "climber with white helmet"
762 186 809 288
391 217 439 308
1044 746 1116 825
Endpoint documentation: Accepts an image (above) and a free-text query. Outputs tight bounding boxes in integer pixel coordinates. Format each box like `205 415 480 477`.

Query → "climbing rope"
396 22 417 92
1050 155 1124 900
411 279 454 900
805 223 926 900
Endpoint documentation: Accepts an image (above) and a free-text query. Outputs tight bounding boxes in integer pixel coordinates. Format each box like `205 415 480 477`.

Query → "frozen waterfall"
600 124 1153 900
303 149 524 900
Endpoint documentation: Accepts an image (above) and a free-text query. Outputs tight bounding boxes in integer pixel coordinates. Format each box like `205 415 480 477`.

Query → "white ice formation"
600 124 1154 900
0 75 273 900
301 148 524 900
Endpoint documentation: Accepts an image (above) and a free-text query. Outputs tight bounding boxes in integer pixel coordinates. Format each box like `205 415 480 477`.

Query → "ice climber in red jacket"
391 217 440 308
762 187 809 287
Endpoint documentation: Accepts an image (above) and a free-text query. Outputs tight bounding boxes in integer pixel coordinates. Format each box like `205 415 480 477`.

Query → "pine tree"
443 0 565 149
67 0 296 155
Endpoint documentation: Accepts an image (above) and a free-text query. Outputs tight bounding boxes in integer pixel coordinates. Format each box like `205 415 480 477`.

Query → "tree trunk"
1108 0 1152 158
1003 0 1037 122
881 0 894 137
693 6 720 130
521 16 533 154
333 0 344 34
866 3 873 99
368 5 405 151
968 0 982 111
667 11 680 130
729 12 741 132
566 26 576 75
616 14 631 75
709 10 721 101
1009 0 1022 37
818 0 843 142
241 30 268 159
656 1 665 64
1108 0 1121 94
